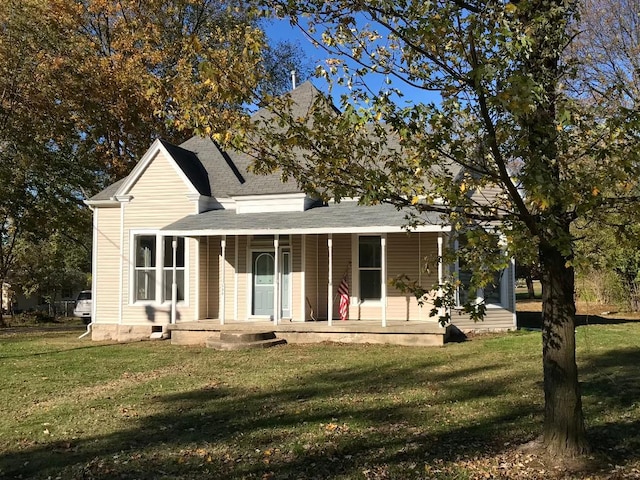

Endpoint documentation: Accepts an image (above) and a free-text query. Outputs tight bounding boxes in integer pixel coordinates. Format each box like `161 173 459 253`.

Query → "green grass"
515 280 542 300
0 326 639 479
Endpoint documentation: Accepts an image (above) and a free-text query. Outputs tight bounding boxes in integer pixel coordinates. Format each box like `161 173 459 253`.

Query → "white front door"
252 252 274 316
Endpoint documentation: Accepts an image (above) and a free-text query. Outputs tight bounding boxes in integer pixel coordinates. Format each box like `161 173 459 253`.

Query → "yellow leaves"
505 3 518 14
459 182 467 193
323 422 350 434
536 197 550 211
592 187 599 196
411 196 420 205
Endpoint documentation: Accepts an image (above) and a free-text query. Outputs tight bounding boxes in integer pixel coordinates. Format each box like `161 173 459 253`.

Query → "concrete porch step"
206 330 287 350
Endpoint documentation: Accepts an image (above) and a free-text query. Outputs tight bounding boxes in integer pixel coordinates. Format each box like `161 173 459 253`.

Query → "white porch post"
327 234 333 326
437 233 444 285
437 232 445 321
381 234 387 327
234 235 239 320
300 234 306 322
273 235 279 325
220 236 226 325
206 237 210 318
171 236 178 324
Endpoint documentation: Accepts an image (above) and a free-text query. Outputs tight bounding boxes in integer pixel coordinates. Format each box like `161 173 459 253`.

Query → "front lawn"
0 325 639 479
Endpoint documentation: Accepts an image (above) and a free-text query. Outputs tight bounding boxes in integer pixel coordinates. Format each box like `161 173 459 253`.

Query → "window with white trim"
455 235 504 307
482 270 504 305
134 235 156 301
133 234 186 303
163 237 185 302
359 235 381 300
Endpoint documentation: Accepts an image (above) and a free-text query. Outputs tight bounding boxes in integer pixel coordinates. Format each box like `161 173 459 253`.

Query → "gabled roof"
178 135 301 197
159 139 211 196
89 81 325 203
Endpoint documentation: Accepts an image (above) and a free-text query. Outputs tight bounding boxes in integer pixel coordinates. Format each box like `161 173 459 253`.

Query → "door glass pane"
254 253 274 285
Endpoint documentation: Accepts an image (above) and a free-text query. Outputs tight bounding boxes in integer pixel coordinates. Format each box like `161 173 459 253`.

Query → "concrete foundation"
169 320 450 347
91 323 166 342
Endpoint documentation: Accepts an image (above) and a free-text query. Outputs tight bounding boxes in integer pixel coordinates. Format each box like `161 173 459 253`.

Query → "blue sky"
265 20 439 109
263 18 331 90
263 17 440 107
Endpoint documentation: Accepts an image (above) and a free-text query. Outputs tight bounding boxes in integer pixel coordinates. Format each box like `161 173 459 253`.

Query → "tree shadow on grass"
0 360 538 479
517 311 637 330
2 345 638 479
580 347 640 463
0 342 122 360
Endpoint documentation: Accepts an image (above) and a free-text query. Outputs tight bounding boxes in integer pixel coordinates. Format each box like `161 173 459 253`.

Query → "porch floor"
168 319 451 347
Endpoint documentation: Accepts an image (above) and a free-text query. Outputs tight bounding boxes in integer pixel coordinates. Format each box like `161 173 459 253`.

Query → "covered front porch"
162 202 451 329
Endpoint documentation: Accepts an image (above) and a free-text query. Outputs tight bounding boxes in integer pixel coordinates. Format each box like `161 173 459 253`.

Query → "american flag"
338 274 349 321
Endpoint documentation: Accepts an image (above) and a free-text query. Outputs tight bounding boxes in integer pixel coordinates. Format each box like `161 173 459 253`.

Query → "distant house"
1 282 79 316
85 82 516 344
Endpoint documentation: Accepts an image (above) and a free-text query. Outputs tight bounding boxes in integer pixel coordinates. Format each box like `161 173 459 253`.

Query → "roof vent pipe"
291 70 296 90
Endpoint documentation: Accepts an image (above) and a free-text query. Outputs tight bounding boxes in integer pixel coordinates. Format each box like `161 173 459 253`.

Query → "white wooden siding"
451 308 515 331
291 235 303 321
316 235 329 319
386 232 439 321
94 207 121 323
199 237 220 319
331 234 351 320
304 235 319 320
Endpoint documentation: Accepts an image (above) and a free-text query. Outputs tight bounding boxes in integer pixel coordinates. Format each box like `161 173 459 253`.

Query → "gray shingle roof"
159 139 211 196
89 178 126 201
161 201 447 235
178 135 301 197
90 81 323 201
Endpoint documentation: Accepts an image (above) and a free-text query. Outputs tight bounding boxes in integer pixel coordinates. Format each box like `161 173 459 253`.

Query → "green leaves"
247 0 640 298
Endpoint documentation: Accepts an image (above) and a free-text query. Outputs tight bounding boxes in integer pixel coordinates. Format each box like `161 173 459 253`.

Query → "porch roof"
162 201 450 236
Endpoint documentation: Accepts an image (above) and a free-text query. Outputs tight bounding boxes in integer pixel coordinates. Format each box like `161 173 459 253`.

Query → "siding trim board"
119 200 126 324
91 207 98 323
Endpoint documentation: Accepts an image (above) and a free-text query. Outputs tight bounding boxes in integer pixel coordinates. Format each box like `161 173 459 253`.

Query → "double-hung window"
163 237 185 302
134 235 156 301
133 234 185 303
359 235 382 301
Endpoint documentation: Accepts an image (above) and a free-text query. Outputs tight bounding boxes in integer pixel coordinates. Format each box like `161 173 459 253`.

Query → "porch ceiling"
162 201 449 236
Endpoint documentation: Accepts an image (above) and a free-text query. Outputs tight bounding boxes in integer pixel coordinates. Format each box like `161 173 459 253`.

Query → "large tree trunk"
539 240 589 456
